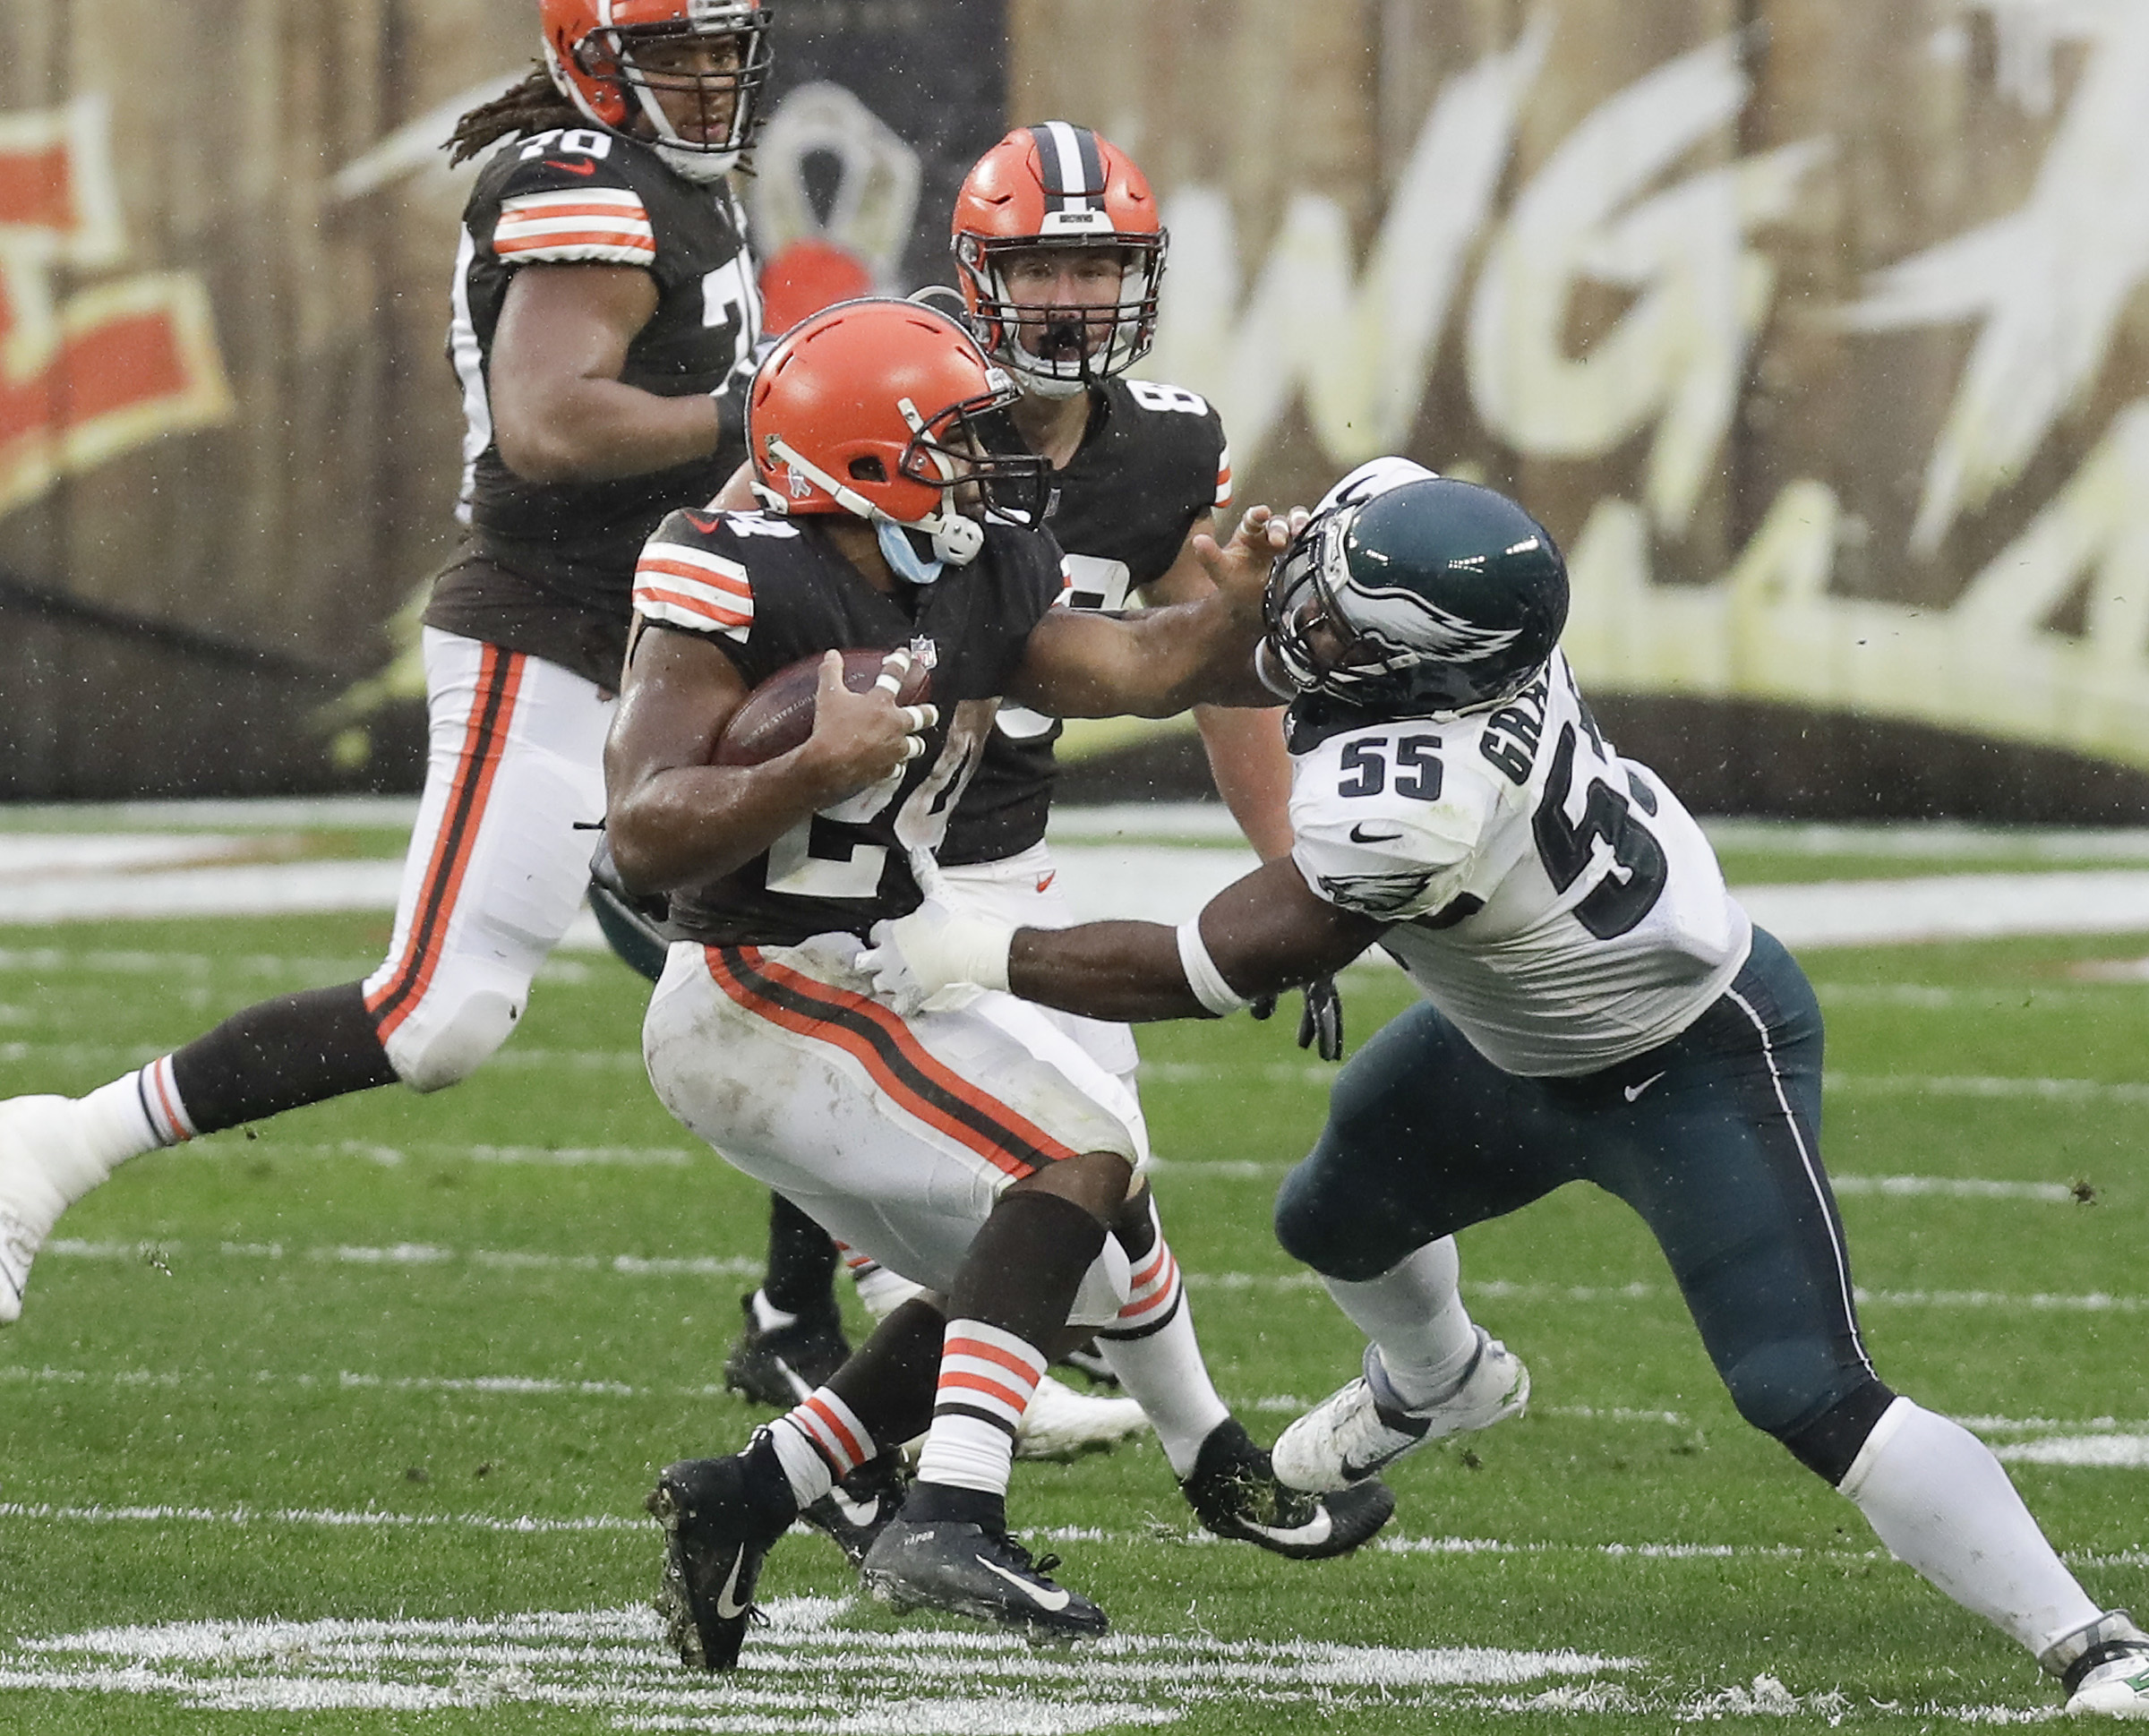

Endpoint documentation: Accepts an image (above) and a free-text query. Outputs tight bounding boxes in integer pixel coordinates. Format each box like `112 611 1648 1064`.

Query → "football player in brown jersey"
611 298 1394 1665
0 1 770 1324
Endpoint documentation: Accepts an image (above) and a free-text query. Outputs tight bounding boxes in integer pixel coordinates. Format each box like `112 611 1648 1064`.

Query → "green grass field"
2 861 2145 1732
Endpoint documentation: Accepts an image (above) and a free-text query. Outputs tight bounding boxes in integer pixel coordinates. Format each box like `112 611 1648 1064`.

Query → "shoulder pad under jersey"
1288 717 1498 921
632 508 773 640
490 129 658 269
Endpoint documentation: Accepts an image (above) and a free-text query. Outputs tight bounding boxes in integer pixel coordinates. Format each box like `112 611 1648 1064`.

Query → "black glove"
1297 974 1344 1062
1248 976 1346 1062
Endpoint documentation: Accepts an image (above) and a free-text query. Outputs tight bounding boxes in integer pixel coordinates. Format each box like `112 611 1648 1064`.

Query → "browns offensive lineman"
606 298 1391 1665
0 0 768 1321
862 458 2149 1721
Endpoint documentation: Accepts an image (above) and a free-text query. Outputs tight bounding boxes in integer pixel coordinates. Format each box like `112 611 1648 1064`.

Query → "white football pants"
362 629 613 1091
644 931 1148 1327
938 842 1142 1085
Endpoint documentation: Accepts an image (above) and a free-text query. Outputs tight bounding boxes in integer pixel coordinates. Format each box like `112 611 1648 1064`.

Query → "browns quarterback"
0 0 768 1324
604 296 1392 1666
860 458 2149 1721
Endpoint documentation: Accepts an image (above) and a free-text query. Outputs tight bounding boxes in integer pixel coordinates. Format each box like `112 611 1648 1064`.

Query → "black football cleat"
646 1444 795 1671
860 1515 1109 1642
799 1451 909 1569
722 1291 851 1408
1180 1416 1396 1561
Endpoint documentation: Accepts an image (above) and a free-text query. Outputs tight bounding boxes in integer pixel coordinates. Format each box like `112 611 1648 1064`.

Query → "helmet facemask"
562 5 773 182
956 233 1166 398
895 385 1052 533
1265 510 1385 701
1263 496 1555 718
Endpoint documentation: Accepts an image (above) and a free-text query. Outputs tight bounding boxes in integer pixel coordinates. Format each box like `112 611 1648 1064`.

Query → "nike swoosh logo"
1349 824 1403 844
826 1490 878 1527
1237 1508 1333 1548
682 510 723 534
976 1555 1070 1612
713 1548 752 1621
1034 871 1057 894
547 158 598 176
1623 1071 1667 1103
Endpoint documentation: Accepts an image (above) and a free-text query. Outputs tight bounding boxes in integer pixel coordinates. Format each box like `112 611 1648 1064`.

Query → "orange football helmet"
539 0 772 181
746 299 1049 570
951 122 1167 398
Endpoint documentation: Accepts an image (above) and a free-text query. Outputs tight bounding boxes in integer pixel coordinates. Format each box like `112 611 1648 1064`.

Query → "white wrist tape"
941 912 1015 994
1176 916 1249 1016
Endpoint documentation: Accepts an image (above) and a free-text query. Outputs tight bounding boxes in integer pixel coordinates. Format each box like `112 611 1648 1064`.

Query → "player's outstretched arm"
863 859 1383 1023
1010 506 1295 720
606 637 931 891
1010 859 1382 1021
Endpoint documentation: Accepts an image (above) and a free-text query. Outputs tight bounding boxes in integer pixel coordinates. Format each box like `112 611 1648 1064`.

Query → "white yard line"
0 1600 1647 1727
1150 1161 2085 1202
6 1359 2143 1476
145 1141 704 1169
15 822 2149 946
0 1500 643 1533
14 1030 2149 1118
1 1500 2141 1570
27 1237 2141 1315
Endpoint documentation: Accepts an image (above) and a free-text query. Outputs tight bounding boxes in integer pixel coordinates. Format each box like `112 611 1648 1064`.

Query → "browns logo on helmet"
951 122 1167 398
744 298 1050 577
539 0 774 182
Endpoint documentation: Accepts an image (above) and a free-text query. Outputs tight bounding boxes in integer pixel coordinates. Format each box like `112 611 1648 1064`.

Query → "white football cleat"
1272 1328 1528 1492
2042 1611 2149 1718
0 1095 90 1326
1015 1372 1149 1461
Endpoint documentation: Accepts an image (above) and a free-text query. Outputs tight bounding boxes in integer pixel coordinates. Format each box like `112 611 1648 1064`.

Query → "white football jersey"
1285 459 1751 1075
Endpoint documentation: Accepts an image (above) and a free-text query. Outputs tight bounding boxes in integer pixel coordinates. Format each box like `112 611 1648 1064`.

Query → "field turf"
1 883 2145 1732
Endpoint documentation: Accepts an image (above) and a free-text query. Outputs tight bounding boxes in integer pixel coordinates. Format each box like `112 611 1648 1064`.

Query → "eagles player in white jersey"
861 459 2149 1719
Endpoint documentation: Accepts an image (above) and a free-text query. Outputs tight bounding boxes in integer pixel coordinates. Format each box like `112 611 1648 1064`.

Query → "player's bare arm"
1009 506 1289 718
1006 860 1383 1022
491 263 723 483
863 856 1382 1022
605 635 931 891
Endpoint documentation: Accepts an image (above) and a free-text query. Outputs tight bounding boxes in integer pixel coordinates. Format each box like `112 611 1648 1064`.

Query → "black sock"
1109 1186 1156 1261
169 982 398 1134
902 1480 1005 1531
826 1296 945 1449
948 1188 1109 1352
741 1430 803 1525
762 1193 842 1321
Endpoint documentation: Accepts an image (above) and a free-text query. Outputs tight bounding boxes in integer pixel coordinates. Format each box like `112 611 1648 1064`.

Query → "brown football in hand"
714 648 932 766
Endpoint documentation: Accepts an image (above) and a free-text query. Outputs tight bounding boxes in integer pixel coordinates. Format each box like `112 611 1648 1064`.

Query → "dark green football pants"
1274 928 1892 1476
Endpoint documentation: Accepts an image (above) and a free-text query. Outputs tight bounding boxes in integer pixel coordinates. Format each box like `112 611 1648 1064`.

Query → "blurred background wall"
5 0 2149 819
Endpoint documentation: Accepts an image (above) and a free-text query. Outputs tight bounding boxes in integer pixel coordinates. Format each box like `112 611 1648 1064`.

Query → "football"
714 647 932 765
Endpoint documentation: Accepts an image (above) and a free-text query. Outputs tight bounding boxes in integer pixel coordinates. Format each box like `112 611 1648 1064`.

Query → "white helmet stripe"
1037 120 1100 209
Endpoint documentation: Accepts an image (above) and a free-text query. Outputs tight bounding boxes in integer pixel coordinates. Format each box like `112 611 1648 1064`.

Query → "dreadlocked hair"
447 66 583 167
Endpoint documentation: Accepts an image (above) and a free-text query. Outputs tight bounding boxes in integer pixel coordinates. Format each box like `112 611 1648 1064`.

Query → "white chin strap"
758 437 984 575
652 140 739 181
1007 360 1088 401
